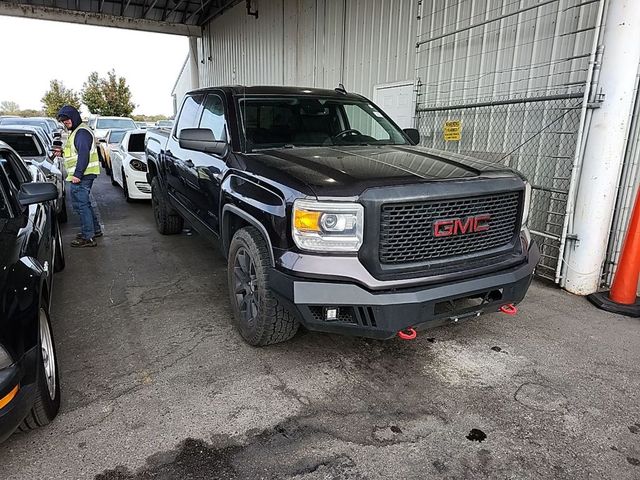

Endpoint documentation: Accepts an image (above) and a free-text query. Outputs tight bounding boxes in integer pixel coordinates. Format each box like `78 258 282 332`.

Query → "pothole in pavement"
514 382 568 412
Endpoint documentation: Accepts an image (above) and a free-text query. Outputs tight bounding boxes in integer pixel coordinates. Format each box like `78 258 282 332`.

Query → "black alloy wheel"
53 221 65 273
227 227 299 346
233 246 259 330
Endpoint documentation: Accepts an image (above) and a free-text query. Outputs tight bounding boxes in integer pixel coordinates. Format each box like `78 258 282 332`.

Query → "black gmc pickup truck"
146 86 539 346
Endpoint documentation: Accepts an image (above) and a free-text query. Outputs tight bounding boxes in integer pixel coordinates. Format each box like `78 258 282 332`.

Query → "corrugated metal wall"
196 0 418 97
414 0 603 282
198 2 285 86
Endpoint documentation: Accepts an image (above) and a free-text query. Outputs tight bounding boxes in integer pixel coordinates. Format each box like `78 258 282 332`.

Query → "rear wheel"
228 227 299 346
19 306 61 430
151 177 183 234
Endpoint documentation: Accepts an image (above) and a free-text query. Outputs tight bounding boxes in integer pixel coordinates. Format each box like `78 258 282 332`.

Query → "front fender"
220 173 288 263
0 257 46 367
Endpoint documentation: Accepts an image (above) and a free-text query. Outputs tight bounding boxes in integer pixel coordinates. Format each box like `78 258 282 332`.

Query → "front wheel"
53 221 65 273
58 196 68 224
227 227 299 346
19 306 61 431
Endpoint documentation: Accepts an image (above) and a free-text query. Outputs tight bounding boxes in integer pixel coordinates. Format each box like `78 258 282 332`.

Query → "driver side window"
343 105 390 141
199 94 227 141
175 94 204 138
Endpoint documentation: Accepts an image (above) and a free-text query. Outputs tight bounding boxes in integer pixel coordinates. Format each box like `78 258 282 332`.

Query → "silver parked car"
0 125 67 222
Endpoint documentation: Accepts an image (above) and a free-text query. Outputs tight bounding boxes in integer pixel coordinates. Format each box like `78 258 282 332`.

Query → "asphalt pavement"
1 173 639 479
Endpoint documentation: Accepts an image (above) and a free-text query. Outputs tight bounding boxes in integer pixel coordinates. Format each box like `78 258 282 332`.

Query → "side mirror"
403 128 420 145
179 128 228 155
98 138 107 144
18 182 58 206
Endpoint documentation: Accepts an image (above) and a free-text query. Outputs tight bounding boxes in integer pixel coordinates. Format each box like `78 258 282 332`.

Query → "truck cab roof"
187 85 366 101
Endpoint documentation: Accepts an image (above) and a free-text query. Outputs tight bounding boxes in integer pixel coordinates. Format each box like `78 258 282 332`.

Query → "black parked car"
0 141 64 443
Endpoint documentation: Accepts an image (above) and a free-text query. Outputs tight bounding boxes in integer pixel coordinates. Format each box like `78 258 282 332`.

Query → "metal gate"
414 0 605 282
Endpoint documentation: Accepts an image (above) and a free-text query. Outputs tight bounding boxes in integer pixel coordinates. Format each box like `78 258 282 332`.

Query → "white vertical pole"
564 0 640 295
189 36 200 90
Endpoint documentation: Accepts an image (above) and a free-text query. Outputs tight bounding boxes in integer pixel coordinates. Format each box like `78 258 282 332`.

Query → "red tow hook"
499 303 518 315
398 327 417 340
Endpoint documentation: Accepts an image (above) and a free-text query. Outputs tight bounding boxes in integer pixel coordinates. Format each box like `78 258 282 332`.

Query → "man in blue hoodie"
56 105 102 247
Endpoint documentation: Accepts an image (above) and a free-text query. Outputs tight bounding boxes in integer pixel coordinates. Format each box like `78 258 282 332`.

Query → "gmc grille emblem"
433 214 491 237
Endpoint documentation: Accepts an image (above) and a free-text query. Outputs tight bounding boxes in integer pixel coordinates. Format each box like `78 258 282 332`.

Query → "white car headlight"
292 199 364 252
522 181 532 227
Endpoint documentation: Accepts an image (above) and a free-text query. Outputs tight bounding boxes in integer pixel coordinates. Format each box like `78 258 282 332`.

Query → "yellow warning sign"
443 120 461 141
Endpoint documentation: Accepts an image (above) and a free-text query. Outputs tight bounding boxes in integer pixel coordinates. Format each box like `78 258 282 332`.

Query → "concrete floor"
1 174 639 479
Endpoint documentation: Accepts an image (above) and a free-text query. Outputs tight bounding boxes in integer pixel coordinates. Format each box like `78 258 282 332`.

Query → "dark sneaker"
76 231 103 239
70 238 97 248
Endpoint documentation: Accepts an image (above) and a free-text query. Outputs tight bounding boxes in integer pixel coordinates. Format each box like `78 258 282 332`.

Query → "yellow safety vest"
63 123 100 180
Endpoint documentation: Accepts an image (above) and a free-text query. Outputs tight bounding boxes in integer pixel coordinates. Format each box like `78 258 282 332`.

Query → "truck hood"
247 146 522 196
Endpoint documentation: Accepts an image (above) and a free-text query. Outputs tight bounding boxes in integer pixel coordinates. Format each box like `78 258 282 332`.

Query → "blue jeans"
70 175 100 240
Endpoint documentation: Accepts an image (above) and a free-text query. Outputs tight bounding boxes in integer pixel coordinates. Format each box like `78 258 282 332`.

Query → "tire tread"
151 177 183 235
228 227 299 346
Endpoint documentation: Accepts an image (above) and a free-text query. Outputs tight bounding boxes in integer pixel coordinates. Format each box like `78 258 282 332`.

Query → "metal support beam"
187 0 215 23
188 36 200 90
199 0 239 26
564 0 640 295
120 0 132 16
166 0 186 22
0 2 201 36
143 0 159 19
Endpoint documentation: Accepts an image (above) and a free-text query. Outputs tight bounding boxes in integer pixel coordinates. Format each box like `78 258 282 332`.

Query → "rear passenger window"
199 95 227 141
175 95 204 138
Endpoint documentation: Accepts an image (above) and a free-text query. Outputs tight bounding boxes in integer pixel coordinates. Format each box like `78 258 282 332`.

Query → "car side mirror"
403 128 420 145
98 138 107 143
18 182 58 206
179 128 228 155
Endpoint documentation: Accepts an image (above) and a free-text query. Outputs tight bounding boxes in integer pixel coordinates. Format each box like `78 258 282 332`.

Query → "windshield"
97 118 136 130
45 119 59 130
238 97 408 151
0 133 43 157
108 130 127 144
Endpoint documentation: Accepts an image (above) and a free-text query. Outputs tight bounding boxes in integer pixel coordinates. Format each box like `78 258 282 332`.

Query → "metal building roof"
0 0 240 35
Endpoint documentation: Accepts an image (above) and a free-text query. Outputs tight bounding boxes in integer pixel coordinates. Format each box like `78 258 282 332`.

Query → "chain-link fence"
415 0 604 282
416 95 582 279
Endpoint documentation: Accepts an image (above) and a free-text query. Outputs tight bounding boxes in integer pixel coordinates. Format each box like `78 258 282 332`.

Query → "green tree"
81 70 135 117
0 100 20 115
41 80 81 117
81 72 108 115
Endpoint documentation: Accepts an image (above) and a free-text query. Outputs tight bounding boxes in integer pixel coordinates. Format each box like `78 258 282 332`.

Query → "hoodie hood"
57 105 82 131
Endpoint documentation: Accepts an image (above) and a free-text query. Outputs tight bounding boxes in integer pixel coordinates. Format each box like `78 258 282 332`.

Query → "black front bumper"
271 242 540 340
0 347 38 444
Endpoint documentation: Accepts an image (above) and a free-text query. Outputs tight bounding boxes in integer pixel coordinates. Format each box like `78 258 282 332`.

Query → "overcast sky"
0 16 188 116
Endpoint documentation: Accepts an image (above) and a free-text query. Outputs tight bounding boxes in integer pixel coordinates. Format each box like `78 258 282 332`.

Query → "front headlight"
292 199 364 252
522 181 532 227
0 345 13 369
129 159 148 172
